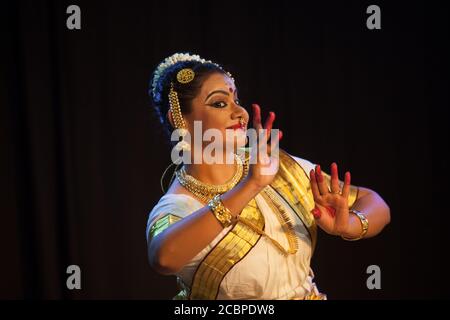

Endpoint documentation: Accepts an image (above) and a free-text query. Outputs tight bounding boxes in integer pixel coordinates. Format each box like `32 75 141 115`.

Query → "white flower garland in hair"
151 52 219 100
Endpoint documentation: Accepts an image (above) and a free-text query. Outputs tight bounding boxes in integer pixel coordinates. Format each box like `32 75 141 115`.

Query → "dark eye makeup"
208 98 241 109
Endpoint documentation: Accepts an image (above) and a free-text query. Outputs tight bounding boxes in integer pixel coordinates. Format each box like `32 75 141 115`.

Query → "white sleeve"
145 195 203 242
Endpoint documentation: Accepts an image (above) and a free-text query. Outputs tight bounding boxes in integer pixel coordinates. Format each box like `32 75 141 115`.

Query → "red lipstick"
227 122 246 130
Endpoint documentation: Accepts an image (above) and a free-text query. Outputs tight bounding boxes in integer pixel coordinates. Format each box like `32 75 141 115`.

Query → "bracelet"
208 194 233 228
341 209 369 241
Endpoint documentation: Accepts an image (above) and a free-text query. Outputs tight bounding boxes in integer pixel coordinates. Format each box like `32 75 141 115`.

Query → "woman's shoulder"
149 179 203 219
146 189 203 242
162 179 204 206
151 192 202 216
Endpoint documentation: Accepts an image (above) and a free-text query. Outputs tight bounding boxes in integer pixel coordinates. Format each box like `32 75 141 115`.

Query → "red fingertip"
254 106 261 121
311 208 321 219
345 171 351 184
279 130 283 140
316 166 323 182
317 172 323 183
265 114 274 130
331 162 338 174
310 169 316 181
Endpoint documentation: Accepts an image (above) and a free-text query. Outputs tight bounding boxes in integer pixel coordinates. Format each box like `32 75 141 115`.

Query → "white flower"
151 52 221 99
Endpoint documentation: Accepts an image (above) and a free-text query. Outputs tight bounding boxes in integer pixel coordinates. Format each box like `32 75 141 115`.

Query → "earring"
169 83 191 154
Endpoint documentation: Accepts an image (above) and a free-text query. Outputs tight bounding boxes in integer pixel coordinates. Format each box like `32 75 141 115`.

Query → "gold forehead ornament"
176 68 195 84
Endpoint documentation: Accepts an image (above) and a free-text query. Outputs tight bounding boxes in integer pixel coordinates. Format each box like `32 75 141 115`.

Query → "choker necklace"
176 153 248 204
176 152 298 255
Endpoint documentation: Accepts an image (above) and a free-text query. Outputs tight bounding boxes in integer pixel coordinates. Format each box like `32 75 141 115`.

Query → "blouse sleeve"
145 195 203 243
289 155 359 209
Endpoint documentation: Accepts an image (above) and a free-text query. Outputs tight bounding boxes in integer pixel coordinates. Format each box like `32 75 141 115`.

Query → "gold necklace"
176 153 248 203
176 152 298 256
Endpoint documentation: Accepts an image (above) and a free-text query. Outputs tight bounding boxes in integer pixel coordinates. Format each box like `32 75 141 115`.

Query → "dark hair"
150 59 228 143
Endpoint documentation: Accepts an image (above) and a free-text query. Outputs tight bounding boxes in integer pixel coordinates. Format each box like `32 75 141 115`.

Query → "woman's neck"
183 153 238 185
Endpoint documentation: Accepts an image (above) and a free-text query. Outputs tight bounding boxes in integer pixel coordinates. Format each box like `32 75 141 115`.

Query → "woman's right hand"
243 103 282 190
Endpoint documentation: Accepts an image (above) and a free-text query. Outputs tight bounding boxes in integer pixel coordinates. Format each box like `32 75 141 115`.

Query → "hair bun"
150 52 219 102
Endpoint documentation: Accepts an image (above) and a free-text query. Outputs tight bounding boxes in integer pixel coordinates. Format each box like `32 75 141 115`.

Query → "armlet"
148 214 182 242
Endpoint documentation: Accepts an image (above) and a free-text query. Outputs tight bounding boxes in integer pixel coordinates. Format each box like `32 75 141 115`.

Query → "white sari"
146 156 323 300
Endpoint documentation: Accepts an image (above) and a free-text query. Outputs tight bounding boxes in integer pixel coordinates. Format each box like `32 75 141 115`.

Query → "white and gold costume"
146 149 359 300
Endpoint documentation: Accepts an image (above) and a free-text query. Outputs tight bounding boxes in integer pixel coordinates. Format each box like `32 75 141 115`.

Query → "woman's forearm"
148 178 263 275
342 188 391 239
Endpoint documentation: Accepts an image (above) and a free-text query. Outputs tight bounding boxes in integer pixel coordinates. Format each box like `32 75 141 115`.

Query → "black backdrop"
1 0 449 299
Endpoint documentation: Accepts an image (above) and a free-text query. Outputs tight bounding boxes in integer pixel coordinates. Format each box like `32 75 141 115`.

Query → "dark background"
1 0 448 299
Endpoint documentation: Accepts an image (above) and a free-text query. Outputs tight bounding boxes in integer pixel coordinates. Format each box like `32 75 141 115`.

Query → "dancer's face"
183 72 249 152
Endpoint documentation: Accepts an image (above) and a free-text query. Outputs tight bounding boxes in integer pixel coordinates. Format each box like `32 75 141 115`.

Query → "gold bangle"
208 195 233 228
341 209 369 241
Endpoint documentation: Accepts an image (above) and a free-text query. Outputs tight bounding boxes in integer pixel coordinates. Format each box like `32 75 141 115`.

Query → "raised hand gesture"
309 163 352 236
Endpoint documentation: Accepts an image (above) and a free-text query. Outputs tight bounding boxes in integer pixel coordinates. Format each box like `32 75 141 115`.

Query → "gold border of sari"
181 149 359 300
189 197 264 299
270 149 318 253
188 149 320 299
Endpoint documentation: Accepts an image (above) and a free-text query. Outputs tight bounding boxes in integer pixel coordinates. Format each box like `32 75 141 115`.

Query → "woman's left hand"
309 163 352 236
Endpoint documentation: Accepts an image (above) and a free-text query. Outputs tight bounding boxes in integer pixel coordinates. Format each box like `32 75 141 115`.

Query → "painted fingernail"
331 162 337 171
316 165 323 183
311 207 321 219
345 171 351 184
265 113 275 129
326 206 336 218
315 173 322 183
310 169 315 181
279 130 283 140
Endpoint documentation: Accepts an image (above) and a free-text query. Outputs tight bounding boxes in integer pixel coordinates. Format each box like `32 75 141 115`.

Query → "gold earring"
168 82 187 129
168 82 190 153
